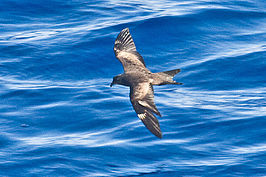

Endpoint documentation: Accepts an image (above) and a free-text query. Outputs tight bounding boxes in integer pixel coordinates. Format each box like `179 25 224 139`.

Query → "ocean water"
1 0 266 176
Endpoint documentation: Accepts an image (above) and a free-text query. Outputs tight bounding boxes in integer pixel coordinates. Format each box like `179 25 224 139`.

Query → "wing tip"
137 112 163 139
152 128 163 139
114 27 136 53
122 27 129 32
156 131 163 139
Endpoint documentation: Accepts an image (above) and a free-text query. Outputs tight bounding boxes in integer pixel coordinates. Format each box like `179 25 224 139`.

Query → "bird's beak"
110 82 113 87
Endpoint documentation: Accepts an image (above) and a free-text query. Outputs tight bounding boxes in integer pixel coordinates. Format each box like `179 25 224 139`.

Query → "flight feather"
130 83 162 138
114 28 146 72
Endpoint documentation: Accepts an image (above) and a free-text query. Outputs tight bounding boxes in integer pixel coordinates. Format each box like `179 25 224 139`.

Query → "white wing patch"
138 113 146 120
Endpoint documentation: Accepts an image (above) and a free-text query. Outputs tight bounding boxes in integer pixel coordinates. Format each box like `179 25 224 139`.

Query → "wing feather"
130 83 162 138
114 28 146 73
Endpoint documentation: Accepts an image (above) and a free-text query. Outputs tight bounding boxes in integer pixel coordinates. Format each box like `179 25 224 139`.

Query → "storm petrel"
110 28 182 138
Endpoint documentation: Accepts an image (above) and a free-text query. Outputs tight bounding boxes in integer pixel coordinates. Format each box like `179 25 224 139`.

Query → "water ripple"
1 0 266 176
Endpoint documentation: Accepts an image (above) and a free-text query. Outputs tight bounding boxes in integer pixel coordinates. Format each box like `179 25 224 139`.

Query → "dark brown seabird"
110 28 182 138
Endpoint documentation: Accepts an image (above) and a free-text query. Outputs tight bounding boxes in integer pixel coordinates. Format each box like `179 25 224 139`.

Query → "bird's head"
110 75 121 87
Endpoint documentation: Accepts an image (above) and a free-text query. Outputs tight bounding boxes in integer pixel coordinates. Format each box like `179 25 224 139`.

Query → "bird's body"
111 28 182 138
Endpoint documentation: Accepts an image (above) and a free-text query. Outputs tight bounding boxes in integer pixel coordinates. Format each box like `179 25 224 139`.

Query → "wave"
1 0 266 176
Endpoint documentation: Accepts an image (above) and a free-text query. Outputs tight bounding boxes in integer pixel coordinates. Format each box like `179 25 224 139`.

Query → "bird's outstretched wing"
114 28 146 73
130 82 162 138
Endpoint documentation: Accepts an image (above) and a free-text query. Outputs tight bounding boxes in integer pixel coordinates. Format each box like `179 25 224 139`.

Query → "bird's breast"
126 73 149 85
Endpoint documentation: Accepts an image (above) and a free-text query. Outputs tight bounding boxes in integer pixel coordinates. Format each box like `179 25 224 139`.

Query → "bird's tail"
154 69 182 85
161 69 181 77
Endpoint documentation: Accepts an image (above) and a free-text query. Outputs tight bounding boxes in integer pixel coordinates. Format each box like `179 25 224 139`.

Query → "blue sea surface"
1 0 266 176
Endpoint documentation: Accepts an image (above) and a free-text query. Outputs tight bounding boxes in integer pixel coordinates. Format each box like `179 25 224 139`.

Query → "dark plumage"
111 28 182 138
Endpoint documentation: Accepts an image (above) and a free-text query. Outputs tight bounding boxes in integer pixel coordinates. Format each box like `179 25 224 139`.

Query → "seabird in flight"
110 28 182 138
